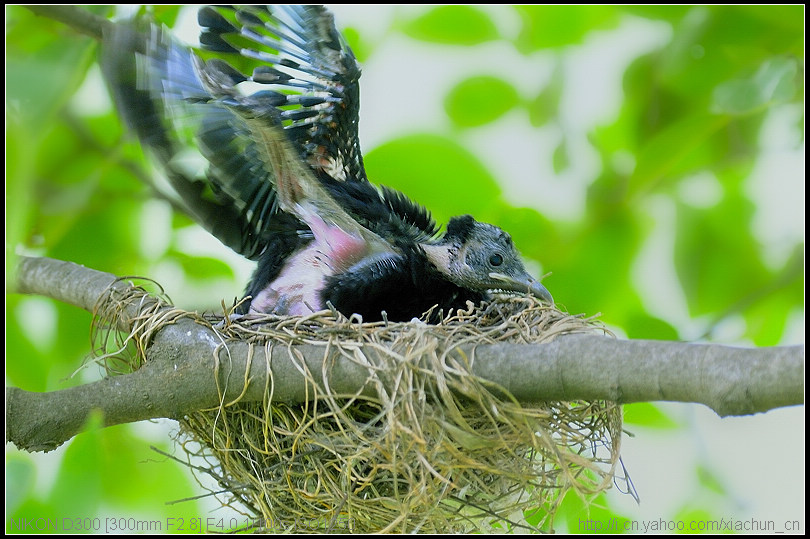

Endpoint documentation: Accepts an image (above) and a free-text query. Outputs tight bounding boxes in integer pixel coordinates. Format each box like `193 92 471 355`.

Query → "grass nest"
94 288 623 533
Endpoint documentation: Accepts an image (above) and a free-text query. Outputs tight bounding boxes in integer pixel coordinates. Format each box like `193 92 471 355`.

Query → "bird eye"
489 253 504 267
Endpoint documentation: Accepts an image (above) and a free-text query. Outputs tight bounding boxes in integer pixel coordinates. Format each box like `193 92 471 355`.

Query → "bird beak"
489 272 554 305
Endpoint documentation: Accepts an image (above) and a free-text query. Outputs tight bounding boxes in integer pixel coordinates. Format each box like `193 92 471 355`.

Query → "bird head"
422 215 553 304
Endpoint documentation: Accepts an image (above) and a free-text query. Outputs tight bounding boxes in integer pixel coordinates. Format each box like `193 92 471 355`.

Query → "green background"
6 5 804 533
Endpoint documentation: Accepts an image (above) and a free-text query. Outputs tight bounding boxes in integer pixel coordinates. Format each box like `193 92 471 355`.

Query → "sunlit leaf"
5 297 73 392
5 117 37 268
515 5 619 52
629 113 727 198
556 491 630 533
4 455 36 517
711 57 799 115
620 5 691 22
528 65 563 128
552 139 570 174
52 302 96 372
96 427 200 510
550 211 642 316
737 5 805 36
150 5 183 26
672 507 718 533
6 8 97 128
675 196 771 318
401 6 498 45
6 498 62 534
47 412 105 516
488 206 558 264
659 6 803 100
623 403 679 429
342 26 373 64
168 251 236 280
364 134 501 224
623 313 680 341
696 464 728 495
47 199 142 274
741 247 803 345
444 76 520 128
171 211 197 230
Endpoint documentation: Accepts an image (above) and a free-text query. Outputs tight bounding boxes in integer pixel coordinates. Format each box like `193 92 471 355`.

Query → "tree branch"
6 257 804 452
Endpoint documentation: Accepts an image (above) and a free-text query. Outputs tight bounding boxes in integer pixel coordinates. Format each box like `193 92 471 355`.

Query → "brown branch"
6 257 806 452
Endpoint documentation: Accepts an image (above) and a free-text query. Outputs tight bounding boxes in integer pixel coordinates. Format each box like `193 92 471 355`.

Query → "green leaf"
623 403 679 429
619 5 692 23
740 247 803 345
171 211 197 230
47 412 106 516
488 206 558 264
672 507 718 533
550 211 642 315
168 251 236 280
515 5 619 52
624 313 680 341
5 116 37 268
552 140 570 174
5 298 57 392
6 498 62 534
696 464 728 495
401 6 499 45
527 64 563 127
364 134 501 224
675 195 771 318
45 419 202 521
556 491 630 534
341 26 373 64
52 302 96 373
47 198 142 273
150 5 183 27
5 454 36 516
657 6 803 100
6 9 97 128
737 5 805 35
628 113 727 198
95 427 200 510
444 76 520 128
711 57 799 115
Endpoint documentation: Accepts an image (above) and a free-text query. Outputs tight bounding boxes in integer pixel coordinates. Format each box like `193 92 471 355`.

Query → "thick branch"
12 256 159 333
15 256 120 313
6 257 805 452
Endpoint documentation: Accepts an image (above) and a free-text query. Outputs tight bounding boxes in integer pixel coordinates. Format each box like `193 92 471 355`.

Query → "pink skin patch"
250 244 328 315
249 205 371 316
297 204 368 271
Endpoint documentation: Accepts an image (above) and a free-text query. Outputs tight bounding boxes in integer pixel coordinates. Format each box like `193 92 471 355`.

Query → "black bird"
101 5 553 322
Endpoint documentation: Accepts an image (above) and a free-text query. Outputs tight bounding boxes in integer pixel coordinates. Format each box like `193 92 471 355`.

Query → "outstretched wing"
197 5 367 185
101 5 368 260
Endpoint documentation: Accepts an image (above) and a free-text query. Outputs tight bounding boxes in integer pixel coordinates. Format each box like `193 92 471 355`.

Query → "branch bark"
6 257 805 452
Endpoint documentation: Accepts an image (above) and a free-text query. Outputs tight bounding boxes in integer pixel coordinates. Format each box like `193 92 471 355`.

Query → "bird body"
101 5 552 322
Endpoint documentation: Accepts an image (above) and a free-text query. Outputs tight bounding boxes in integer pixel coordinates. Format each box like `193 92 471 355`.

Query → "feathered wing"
196 5 367 186
101 5 385 261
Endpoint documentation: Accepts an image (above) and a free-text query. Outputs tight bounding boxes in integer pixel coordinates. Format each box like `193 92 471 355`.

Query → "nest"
93 287 623 533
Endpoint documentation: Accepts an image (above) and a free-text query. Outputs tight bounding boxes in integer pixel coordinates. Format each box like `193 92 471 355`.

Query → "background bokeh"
6 5 804 533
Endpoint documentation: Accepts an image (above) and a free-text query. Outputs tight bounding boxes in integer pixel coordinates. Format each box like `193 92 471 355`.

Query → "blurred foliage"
515 5 621 51
5 4 803 534
445 75 521 128
400 5 499 45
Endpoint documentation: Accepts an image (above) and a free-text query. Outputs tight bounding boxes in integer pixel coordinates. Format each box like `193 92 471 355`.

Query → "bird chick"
101 5 553 322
